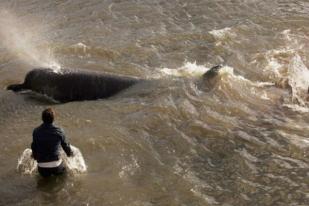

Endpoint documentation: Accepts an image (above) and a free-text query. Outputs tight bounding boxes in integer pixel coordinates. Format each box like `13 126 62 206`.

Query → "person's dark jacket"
31 123 73 163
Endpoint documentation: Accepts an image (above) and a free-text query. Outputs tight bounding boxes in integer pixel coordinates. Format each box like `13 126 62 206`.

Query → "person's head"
42 108 55 124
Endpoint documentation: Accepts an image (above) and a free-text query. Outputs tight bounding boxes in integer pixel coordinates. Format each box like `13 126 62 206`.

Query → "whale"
7 65 223 103
7 68 142 102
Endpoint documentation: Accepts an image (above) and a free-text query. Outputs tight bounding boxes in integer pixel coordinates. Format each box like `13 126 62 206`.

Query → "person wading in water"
31 108 73 177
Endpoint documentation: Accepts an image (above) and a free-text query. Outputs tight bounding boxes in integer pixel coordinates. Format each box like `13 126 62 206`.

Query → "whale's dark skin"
7 68 142 102
202 64 222 80
7 66 223 103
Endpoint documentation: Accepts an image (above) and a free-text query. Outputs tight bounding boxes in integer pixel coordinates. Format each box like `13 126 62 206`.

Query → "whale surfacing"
7 68 141 102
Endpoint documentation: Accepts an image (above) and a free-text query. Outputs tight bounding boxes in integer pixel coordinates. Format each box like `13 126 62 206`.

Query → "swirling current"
0 0 308 205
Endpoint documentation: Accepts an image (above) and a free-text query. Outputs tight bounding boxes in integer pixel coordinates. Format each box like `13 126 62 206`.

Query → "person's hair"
42 108 55 124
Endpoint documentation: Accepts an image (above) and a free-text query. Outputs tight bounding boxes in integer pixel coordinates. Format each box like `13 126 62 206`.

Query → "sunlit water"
0 0 308 205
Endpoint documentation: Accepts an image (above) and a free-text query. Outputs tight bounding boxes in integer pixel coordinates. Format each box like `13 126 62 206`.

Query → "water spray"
0 10 61 71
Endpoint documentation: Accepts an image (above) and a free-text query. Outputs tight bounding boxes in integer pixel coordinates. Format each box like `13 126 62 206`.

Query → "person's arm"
31 131 37 160
59 129 73 157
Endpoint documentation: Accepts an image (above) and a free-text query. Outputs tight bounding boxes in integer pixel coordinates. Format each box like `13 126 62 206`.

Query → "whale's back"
24 68 141 102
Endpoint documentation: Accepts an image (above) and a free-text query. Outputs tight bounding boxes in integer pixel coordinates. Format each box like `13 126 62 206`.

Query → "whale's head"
7 83 25 92
6 68 53 92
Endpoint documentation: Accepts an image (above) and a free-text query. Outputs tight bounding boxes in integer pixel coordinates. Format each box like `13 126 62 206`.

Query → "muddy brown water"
0 0 308 205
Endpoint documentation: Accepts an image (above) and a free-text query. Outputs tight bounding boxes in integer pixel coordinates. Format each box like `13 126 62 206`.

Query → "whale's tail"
7 83 26 92
202 64 223 80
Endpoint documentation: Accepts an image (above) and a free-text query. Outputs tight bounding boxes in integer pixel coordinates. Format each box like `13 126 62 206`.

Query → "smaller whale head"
197 65 224 92
202 64 223 80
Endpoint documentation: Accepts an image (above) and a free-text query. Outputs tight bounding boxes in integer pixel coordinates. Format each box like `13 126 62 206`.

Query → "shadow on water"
22 91 60 105
0 169 69 205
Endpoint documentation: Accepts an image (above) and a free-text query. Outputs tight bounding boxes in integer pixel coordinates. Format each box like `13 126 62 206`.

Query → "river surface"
0 0 308 205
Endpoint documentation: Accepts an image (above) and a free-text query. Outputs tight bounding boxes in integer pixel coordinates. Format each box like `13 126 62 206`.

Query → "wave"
159 61 275 99
253 30 309 106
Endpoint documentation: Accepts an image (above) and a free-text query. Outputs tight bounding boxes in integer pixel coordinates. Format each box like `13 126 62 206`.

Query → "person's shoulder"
33 124 43 133
52 125 65 134
32 124 44 138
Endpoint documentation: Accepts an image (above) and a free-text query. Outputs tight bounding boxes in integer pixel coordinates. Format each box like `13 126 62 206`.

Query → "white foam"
208 27 237 46
257 30 309 105
17 145 87 175
289 55 309 89
159 62 232 79
160 62 209 77
209 27 234 40
72 42 88 50
263 56 284 78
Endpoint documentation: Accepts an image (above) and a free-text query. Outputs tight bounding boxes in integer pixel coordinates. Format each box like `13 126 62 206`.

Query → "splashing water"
287 54 309 105
16 148 37 175
63 145 87 174
0 10 61 70
159 62 279 104
260 30 309 105
17 145 87 175
160 62 274 87
159 62 210 77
